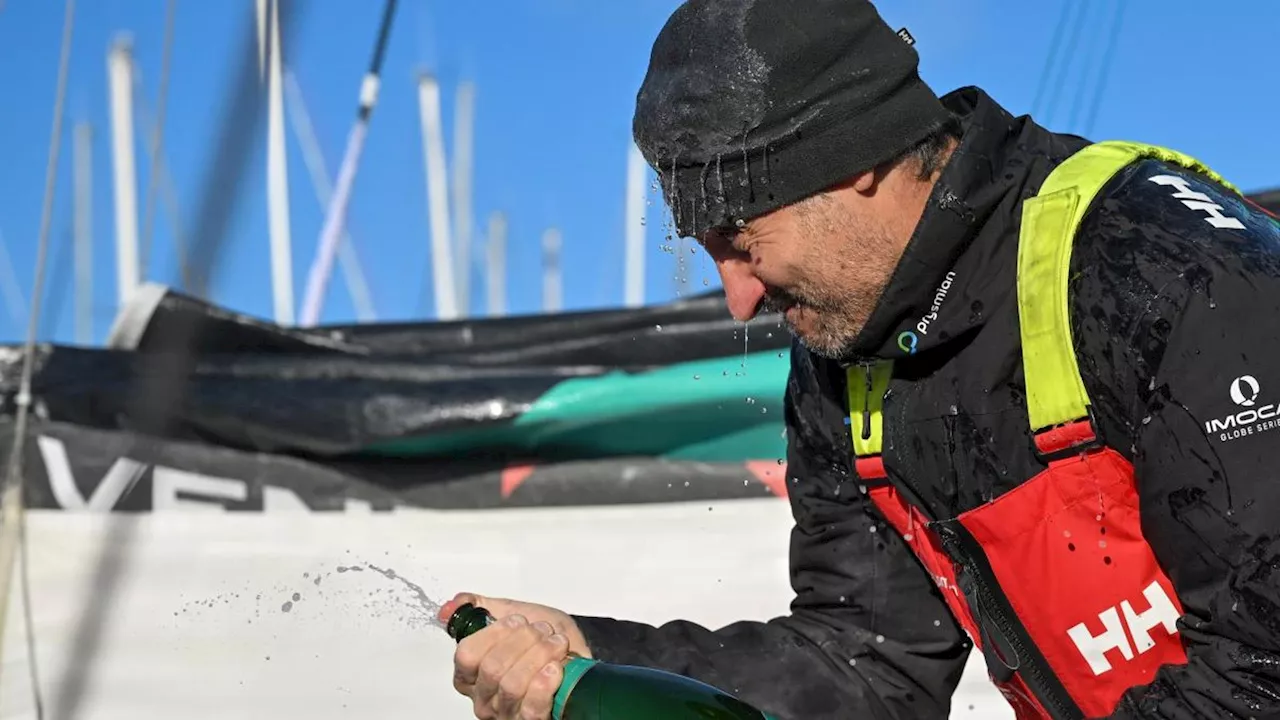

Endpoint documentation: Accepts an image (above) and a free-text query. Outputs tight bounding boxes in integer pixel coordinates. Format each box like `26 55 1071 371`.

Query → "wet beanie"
634 0 951 239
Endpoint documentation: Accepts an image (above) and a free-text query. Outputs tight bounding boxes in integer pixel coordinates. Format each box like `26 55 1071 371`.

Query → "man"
438 1 1280 718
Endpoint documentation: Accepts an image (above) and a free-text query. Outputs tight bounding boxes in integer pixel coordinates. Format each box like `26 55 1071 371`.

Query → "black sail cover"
0 283 795 512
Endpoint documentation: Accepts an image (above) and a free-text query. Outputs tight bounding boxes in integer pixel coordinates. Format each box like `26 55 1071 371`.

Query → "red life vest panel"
845 141 1248 719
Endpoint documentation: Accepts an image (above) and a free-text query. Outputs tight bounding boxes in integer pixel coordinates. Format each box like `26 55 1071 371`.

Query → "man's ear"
852 167 879 194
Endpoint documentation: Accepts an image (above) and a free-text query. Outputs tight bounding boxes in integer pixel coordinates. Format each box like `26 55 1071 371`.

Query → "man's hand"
439 593 593 720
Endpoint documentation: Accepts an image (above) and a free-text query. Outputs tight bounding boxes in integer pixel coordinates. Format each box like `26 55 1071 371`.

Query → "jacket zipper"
936 522 1082 720
853 362 1080 717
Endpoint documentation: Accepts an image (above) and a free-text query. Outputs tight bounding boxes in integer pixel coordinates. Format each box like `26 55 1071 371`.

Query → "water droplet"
1068 543 1076 551
1099 540 1107 549
848 658 857 666
903 533 914 541
776 458 784 465
292 592 301 602
868 526 878 534
839 596 846 603
934 619 942 626
281 601 293 613
692 374 701 380
654 324 663 332
875 635 885 643
761 407 768 414
1104 556 1112 565
1063 530 1072 538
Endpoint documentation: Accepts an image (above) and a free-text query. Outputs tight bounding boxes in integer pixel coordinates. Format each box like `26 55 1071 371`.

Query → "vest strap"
1017 140 1239 440
845 361 894 478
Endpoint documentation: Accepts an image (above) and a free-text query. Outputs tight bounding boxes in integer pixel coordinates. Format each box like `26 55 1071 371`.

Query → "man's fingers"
495 626 568 718
454 612 525 689
472 616 545 707
518 661 564 720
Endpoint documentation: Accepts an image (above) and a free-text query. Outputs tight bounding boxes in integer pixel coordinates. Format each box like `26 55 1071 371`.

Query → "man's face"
698 186 900 358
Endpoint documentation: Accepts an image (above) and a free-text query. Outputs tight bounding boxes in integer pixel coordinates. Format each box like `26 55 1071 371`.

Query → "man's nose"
716 257 766 322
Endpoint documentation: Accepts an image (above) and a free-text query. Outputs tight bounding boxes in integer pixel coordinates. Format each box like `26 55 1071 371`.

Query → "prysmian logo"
1205 375 1280 442
915 271 957 338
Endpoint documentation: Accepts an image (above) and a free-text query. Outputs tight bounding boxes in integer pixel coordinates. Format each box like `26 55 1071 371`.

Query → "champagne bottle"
446 603 778 720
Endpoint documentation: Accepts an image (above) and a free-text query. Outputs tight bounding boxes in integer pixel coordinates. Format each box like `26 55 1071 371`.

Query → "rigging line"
0 0 76 712
132 73 192 291
1028 0 1075 118
1065 0 1109 134
139 0 177 279
296 0 398 326
1040 0 1092 128
1081 2 1128 138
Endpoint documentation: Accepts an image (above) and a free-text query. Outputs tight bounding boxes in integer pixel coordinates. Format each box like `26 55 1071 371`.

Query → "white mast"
542 226 562 313
255 0 268 79
265 0 295 325
485 210 506 317
451 80 475 317
416 72 457 320
74 121 93 344
624 141 647 307
107 35 139 308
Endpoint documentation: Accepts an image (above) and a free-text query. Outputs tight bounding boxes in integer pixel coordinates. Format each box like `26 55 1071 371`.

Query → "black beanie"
634 0 951 239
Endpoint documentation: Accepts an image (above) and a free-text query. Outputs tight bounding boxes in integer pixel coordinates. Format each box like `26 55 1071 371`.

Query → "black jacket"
573 87 1280 719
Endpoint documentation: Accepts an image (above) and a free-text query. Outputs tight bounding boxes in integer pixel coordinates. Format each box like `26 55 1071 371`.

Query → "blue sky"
0 0 1277 345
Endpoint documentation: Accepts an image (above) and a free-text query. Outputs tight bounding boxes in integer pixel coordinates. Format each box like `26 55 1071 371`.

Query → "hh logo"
1066 581 1181 676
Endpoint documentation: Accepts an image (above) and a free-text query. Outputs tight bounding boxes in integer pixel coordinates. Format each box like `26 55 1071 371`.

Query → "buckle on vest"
1032 406 1105 463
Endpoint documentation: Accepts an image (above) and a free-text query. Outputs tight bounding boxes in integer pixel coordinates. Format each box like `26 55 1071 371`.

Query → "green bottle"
446 603 778 720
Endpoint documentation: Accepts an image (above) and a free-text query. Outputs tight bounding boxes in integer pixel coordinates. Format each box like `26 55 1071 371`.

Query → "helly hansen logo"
1148 174 1246 230
1066 581 1180 676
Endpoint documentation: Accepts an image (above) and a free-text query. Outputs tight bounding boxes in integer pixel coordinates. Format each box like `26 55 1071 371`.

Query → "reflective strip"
1018 140 1237 432
845 361 894 459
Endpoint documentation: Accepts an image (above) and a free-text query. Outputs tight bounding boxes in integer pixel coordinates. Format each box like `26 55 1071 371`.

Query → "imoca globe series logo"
1231 375 1260 407
1205 374 1280 442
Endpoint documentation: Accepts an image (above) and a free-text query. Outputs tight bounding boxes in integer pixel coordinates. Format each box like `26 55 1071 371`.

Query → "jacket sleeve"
571 344 972 720
1071 161 1280 719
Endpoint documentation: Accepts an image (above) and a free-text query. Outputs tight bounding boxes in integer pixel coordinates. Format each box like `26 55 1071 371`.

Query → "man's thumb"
437 592 521 624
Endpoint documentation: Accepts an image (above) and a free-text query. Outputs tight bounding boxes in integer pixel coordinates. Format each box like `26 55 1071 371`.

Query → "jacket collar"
841 86 1090 363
